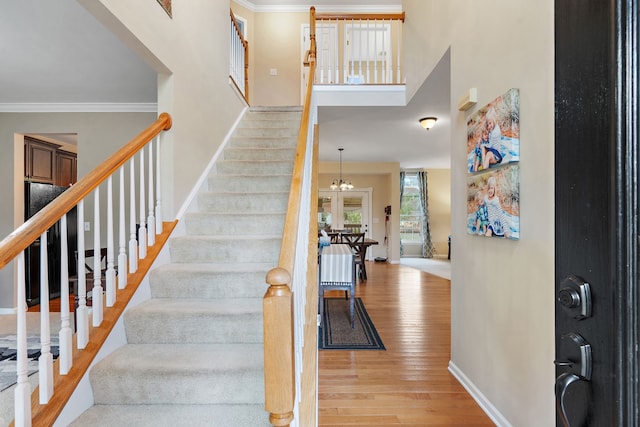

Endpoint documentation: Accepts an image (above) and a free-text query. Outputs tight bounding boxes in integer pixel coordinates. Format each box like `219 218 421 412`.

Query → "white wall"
82 0 246 219
403 1 554 425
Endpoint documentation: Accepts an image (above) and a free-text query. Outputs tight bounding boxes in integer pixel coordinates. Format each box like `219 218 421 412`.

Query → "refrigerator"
24 182 77 306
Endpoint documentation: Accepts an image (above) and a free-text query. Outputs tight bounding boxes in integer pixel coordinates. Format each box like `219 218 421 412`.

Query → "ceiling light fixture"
330 148 353 191
419 117 438 130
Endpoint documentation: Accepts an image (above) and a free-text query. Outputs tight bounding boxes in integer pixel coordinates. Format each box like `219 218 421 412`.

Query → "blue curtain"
417 171 435 258
399 171 405 256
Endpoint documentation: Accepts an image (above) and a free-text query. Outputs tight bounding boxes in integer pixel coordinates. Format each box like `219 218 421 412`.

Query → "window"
401 173 422 243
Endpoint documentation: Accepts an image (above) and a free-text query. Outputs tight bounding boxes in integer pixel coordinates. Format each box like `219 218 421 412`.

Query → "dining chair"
340 232 367 281
318 244 356 328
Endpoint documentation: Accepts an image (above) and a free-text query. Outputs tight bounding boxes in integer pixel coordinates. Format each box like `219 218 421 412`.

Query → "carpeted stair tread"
228 137 297 148
124 299 263 344
169 235 281 264
149 263 272 299
216 160 294 175
207 174 292 193
89 343 264 405
183 212 285 236
197 191 289 212
69 404 271 427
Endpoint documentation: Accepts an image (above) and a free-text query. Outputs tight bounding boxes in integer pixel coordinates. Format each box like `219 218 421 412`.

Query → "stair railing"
0 113 173 426
313 10 405 85
230 8 249 102
263 7 318 427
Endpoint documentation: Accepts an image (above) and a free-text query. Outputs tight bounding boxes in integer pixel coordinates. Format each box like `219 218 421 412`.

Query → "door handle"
555 373 589 427
555 332 591 427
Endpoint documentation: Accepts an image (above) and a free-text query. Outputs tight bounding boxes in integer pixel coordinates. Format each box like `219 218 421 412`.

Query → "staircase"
69 107 301 426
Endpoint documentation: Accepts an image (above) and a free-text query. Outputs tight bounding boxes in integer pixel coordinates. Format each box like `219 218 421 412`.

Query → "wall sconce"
419 117 438 130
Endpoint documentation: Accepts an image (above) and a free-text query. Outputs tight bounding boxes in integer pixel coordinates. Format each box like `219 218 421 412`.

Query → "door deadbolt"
558 275 592 319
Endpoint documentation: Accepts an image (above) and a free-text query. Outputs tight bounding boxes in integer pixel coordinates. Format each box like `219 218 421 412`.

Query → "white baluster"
147 144 156 246
396 19 401 83
14 252 31 426
366 19 371 83
350 19 355 81
106 176 116 307
118 167 128 289
358 19 363 82
374 20 379 83
155 139 163 234
39 231 53 403
59 215 72 375
76 200 89 349
129 160 138 273
139 150 147 259
93 189 103 326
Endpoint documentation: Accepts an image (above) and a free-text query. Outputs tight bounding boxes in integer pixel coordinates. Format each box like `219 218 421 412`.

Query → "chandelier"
330 148 353 191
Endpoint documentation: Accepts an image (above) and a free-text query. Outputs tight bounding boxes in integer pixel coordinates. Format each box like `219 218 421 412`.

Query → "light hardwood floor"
318 261 495 426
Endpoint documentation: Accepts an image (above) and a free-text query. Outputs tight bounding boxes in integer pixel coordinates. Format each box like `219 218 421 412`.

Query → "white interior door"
301 23 338 103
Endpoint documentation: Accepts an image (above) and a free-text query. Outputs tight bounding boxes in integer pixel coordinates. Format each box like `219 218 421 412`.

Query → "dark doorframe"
555 0 639 425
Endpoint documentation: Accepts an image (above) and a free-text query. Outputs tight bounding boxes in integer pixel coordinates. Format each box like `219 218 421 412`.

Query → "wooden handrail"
230 8 250 101
315 11 405 22
0 113 172 270
263 7 317 427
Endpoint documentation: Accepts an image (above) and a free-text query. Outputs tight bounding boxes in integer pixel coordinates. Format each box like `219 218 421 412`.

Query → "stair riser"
234 127 298 138
91 369 264 405
245 111 302 121
149 269 268 299
184 213 285 236
169 238 281 263
207 175 291 192
197 193 289 213
216 161 293 175
224 148 295 161
124 312 263 344
229 137 297 149
238 119 300 129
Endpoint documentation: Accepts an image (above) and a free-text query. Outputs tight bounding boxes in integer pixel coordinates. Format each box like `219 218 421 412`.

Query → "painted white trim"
448 361 512 427
313 84 406 107
234 1 401 13
0 308 17 315
0 103 158 113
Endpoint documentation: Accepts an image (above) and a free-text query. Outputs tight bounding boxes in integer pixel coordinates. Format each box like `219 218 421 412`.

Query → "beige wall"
252 11 307 106
85 0 246 218
0 112 156 309
403 0 554 425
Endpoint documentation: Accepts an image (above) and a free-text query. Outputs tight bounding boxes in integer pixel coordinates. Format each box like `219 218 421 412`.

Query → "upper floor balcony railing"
311 11 405 85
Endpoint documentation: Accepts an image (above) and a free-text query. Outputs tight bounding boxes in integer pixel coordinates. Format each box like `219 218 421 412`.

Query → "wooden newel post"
264 267 295 427
310 6 317 63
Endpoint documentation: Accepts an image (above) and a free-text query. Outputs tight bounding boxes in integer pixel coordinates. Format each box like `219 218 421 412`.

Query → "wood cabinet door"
25 137 57 183
56 150 77 187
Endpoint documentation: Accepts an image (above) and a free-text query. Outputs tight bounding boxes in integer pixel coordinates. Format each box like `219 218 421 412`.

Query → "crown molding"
233 0 401 13
0 103 158 113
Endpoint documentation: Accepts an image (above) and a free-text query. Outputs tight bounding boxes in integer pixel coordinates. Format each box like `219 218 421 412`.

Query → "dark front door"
555 0 639 426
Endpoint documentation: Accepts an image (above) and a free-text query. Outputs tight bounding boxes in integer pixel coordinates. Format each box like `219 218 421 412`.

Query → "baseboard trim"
448 360 512 427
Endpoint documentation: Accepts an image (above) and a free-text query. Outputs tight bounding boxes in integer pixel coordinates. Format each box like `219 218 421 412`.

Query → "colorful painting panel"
467 88 519 174
466 164 520 240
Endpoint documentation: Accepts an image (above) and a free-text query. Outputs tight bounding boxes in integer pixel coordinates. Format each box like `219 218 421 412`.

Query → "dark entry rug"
319 297 385 350
0 334 60 391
